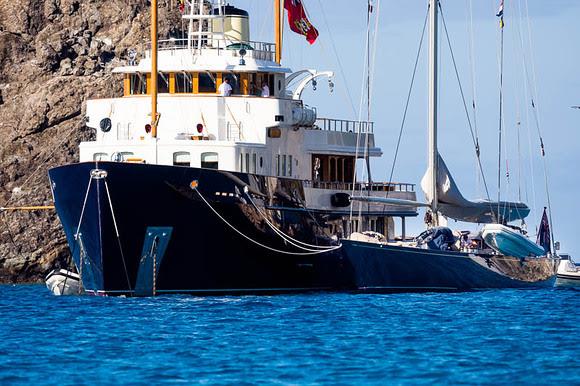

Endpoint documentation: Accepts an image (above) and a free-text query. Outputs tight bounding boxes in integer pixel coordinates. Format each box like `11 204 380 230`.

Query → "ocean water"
0 285 578 385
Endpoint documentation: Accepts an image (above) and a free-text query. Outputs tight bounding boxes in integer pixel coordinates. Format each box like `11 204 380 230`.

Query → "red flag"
284 0 319 44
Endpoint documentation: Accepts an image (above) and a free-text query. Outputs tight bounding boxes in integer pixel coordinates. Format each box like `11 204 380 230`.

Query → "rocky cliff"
0 0 182 282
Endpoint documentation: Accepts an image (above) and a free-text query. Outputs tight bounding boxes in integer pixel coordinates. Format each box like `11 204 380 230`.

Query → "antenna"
239 48 247 66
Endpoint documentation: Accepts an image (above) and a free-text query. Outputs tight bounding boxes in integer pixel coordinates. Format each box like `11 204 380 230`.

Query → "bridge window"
173 151 191 167
248 73 259 96
128 74 146 95
175 73 193 93
199 72 217 93
245 153 250 173
288 155 293 177
158 73 170 93
202 152 219 169
312 154 355 183
251 154 257 173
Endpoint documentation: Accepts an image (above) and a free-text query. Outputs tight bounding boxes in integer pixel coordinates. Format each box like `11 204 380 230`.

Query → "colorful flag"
496 0 504 17
178 0 185 14
284 0 319 45
496 0 505 28
536 207 551 254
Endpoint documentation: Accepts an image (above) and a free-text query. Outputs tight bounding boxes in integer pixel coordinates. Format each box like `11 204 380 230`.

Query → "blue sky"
242 0 579 256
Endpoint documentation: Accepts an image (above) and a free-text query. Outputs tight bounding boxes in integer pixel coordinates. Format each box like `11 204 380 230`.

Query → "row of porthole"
239 152 261 174
92 151 219 168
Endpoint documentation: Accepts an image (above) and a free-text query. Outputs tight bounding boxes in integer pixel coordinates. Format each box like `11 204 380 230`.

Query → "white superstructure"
81 0 417 238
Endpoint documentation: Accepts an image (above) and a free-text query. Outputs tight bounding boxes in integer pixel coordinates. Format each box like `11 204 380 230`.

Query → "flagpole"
275 0 282 64
151 0 159 138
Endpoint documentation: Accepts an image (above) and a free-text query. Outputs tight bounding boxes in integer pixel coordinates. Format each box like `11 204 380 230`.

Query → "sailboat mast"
365 1 373 184
150 0 159 138
275 0 282 64
428 0 439 223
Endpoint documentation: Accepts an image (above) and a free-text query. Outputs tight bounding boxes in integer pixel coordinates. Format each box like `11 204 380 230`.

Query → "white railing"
143 38 276 61
304 180 415 192
313 118 374 134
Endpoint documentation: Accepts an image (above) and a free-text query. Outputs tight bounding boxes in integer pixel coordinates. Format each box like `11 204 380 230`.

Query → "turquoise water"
0 285 578 384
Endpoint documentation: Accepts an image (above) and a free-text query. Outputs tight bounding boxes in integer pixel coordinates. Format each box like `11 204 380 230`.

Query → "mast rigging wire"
384 6 429 201
522 0 555 251
466 0 482 196
496 3 505 221
438 4 493 205
348 0 380 226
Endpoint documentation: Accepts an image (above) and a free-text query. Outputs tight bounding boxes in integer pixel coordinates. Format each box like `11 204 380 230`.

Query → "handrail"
313 118 374 134
143 38 276 61
303 180 415 192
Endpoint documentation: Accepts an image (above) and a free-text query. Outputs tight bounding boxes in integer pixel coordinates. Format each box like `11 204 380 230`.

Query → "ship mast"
428 0 439 225
150 0 159 138
275 0 282 64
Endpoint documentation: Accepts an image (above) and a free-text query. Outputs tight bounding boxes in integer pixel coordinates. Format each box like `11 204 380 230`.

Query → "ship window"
201 152 219 169
248 73 260 96
245 153 250 173
158 73 169 93
267 73 275 97
120 152 134 159
93 152 108 161
288 155 293 177
173 151 191 167
239 153 244 172
129 74 146 95
175 72 193 93
282 155 287 177
251 154 257 173
199 72 217 93
330 157 337 182
276 154 280 176
260 156 263 168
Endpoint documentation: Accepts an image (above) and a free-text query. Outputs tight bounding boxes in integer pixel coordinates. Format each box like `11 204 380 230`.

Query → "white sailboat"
556 255 580 287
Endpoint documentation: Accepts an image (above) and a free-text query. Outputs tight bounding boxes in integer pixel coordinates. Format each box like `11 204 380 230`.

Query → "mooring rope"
194 187 341 256
0 205 55 212
103 178 133 296
243 189 338 252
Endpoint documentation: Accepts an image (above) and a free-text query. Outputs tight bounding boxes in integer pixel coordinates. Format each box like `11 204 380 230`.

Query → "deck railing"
313 118 374 134
144 38 276 61
304 180 414 192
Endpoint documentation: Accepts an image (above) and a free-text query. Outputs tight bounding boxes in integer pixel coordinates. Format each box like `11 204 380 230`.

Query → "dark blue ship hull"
49 162 353 295
341 240 557 290
48 162 557 295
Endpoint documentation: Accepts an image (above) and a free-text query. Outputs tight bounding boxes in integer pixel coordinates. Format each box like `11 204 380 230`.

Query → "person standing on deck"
219 77 232 96
261 82 270 97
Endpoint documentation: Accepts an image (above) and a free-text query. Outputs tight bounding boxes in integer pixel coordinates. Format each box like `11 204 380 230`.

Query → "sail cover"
421 154 530 223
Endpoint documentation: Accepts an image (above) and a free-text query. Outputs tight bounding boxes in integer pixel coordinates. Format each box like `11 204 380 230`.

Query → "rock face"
0 0 182 283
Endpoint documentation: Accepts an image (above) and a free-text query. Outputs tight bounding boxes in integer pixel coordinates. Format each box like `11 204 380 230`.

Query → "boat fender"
331 193 350 207
100 118 112 132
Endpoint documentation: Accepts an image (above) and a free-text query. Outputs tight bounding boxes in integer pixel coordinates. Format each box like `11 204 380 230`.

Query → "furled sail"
421 154 530 223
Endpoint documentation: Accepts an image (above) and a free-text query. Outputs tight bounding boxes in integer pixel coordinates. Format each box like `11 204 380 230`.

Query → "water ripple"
0 285 578 384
